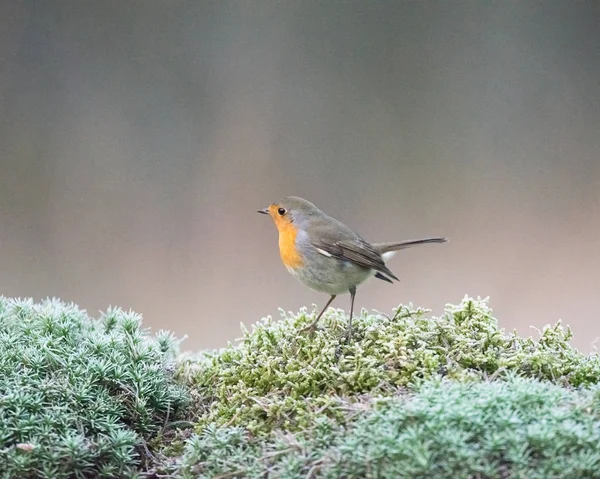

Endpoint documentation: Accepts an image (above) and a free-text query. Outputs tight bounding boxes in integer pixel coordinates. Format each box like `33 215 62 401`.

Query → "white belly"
285 261 376 295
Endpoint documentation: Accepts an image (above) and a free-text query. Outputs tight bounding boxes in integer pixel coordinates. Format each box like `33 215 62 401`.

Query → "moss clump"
0 297 189 479
183 296 600 435
180 376 600 479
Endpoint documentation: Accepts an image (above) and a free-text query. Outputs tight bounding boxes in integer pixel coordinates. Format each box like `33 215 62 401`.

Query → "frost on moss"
0 297 189 479
183 296 600 436
180 377 600 479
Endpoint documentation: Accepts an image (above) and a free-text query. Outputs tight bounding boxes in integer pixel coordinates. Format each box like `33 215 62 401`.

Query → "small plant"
0 297 189 479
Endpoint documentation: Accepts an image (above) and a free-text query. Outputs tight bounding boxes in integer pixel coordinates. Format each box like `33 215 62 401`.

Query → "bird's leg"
300 295 336 333
343 287 357 342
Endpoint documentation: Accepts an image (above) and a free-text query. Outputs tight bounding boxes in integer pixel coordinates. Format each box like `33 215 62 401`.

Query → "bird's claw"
299 323 320 334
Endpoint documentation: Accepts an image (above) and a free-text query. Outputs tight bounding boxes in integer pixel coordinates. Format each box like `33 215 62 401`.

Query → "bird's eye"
277 207 286 216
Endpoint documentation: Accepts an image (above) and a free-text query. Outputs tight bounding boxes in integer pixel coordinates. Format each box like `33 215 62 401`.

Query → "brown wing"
312 235 399 282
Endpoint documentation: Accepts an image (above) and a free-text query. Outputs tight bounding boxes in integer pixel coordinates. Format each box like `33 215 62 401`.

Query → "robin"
258 196 447 339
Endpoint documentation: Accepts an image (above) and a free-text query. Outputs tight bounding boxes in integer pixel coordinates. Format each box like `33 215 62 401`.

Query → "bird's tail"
373 237 448 254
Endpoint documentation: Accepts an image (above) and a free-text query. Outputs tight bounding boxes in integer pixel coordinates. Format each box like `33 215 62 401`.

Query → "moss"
4 295 599 478
182 296 600 436
162 438 187 458
180 376 600 479
0 297 190 479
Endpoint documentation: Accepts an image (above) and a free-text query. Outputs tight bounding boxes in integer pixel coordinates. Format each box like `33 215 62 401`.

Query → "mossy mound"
183 297 600 436
3 295 600 478
180 377 600 479
0 297 189 479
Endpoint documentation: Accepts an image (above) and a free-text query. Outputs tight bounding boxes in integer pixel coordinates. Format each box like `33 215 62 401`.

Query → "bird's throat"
277 223 304 269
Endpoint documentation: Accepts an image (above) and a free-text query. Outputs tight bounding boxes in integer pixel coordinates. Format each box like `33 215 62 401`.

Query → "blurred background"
1 1 599 352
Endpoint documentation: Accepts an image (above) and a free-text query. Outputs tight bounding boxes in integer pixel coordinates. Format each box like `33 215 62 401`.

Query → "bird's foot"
299 323 320 334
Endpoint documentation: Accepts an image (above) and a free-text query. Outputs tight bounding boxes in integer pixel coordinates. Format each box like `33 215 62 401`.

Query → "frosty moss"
0 297 189 478
183 296 600 435
180 376 600 479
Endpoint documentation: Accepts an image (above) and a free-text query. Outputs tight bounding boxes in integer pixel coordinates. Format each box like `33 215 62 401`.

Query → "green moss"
183 296 600 435
180 376 600 479
4 295 599 478
0 297 190 479
162 438 187 458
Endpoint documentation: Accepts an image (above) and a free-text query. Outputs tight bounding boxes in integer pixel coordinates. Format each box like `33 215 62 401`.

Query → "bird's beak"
257 208 269 215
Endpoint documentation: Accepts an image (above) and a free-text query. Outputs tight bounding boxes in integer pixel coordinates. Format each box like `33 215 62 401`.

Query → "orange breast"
278 222 304 269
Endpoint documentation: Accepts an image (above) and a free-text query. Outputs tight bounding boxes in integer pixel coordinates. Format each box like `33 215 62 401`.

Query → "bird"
258 196 447 339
